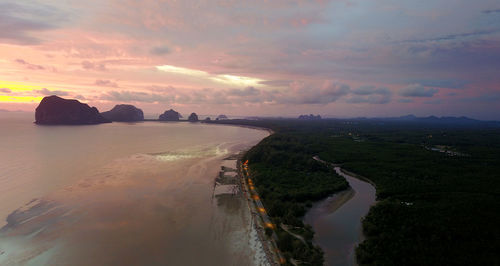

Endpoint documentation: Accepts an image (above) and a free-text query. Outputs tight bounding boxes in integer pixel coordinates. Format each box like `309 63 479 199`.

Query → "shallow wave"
152 143 229 162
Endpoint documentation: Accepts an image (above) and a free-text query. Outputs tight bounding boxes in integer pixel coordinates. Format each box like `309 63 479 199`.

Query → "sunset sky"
1 0 499 119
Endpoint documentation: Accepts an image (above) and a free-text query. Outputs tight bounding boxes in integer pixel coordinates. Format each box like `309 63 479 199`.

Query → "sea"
0 112 268 265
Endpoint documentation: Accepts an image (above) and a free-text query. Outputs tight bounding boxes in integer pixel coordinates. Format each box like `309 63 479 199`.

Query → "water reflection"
304 167 376 266
0 117 268 265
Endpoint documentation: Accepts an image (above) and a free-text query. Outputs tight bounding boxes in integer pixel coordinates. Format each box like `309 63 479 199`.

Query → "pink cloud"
0 0 498 119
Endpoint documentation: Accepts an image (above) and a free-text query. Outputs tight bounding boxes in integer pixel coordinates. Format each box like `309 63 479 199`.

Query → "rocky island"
216 114 228 120
35 95 110 125
188 112 198 122
159 109 181 121
298 114 321 120
101 104 144 122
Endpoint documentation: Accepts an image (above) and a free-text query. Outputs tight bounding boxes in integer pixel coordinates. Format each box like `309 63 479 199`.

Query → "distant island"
31 96 499 128
35 96 110 125
159 109 181 121
298 114 321 120
188 112 199 122
101 104 144 122
216 114 228 120
33 97 208 124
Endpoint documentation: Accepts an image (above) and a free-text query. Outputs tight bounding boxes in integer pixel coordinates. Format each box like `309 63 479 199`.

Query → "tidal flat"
0 114 269 265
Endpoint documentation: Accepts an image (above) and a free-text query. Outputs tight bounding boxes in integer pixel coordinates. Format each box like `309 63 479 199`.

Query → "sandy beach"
213 157 274 266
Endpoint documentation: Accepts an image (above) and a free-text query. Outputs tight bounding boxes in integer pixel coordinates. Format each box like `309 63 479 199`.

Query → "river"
304 166 376 266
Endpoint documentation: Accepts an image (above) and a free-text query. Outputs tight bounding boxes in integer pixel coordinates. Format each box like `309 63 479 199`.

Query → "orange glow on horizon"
1 81 50 92
0 95 43 103
0 81 68 103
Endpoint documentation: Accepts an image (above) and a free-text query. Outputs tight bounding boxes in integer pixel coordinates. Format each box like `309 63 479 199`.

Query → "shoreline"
209 125 276 265
213 133 376 265
213 153 280 266
202 121 275 135
236 155 283 265
338 168 377 189
236 156 282 265
310 187 356 216
143 119 276 135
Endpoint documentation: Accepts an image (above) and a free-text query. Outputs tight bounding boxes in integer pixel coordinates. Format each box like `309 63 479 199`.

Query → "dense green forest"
210 119 500 265
244 133 348 265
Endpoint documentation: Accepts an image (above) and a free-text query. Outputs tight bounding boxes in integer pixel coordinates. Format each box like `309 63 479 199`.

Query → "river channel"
304 167 376 266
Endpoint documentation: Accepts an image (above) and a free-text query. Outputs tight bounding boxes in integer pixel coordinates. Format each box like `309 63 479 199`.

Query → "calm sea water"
0 112 268 265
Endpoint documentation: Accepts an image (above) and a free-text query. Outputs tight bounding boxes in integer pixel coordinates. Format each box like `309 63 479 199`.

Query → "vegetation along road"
210 118 500 265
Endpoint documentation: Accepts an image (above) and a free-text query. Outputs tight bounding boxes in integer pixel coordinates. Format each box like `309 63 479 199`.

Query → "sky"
1 0 499 119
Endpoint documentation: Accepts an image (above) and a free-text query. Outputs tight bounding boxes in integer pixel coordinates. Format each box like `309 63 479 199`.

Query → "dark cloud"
101 90 176 103
347 95 391 104
399 29 500 43
258 80 292 87
34 88 69 96
424 99 443 104
399 84 438 97
15 59 45 70
99 81 431 107
82 61 107 71
227 86 260 96
311 83 351 104
282 81 350 104
0 88 12 93
407 46 430 55
482 9 500 14
150 46 171 55
351 86 376 95
459 92 500 103
95 79 118 88
398 98 414 103
227 87 275 103
406 79 468 89
192 87 265 104
351 86 391 96
0 2 67 45
347 86 392 104
101 81 350 106
399 39 500 77
143 82 348 106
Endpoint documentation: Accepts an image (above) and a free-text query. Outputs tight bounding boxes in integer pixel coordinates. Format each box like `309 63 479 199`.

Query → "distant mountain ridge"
225 114 499 127
351 115 500 127
298 114 322 120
